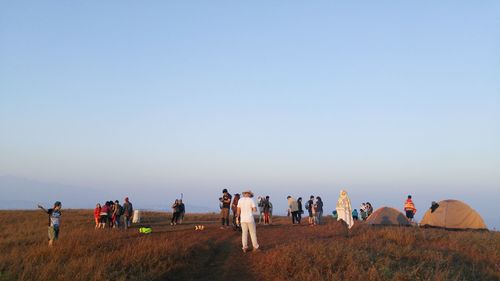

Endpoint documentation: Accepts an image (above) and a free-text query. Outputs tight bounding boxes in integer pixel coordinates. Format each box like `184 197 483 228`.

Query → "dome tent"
365 207 410 226
420 200 487 230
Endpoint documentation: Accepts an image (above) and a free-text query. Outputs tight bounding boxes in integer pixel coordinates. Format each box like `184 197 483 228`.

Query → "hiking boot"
242 248 248 253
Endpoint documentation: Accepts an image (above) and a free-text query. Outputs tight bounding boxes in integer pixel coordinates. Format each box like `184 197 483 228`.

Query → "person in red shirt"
99 202 111 229
94 203 101 229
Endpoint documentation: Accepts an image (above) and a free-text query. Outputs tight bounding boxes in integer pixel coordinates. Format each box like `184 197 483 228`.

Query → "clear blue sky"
1 1 499 227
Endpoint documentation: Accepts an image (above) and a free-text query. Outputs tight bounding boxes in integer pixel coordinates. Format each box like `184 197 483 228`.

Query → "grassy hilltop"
0 210 498 281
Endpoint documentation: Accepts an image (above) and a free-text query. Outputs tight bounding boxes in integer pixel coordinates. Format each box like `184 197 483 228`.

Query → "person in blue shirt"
352 209 359 221
38 201 62 247
332 210 338 220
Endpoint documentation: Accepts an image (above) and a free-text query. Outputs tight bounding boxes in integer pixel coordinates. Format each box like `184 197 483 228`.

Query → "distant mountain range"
0 175 98 208
0 175 214 212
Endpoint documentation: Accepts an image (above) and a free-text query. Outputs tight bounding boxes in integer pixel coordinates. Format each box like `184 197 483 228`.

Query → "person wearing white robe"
336 190 354 236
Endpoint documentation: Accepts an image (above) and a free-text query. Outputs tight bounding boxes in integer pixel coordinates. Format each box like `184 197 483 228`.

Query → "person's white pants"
241 221 259 250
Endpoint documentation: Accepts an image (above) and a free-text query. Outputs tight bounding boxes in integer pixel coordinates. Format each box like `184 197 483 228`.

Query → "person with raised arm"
37 201 62 246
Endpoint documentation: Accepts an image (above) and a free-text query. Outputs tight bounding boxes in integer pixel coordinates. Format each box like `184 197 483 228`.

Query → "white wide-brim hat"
242 190 254 197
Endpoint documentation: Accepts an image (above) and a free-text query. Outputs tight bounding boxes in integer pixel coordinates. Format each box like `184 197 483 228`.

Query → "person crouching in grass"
38 201 62 247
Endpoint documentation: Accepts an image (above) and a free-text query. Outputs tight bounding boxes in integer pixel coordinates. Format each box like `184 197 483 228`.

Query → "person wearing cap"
122 197 133 229
219 188 232 229
236 190 259 252
37 201 62 246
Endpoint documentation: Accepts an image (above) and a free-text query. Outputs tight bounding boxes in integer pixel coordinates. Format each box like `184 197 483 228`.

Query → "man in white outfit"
236 190 260 253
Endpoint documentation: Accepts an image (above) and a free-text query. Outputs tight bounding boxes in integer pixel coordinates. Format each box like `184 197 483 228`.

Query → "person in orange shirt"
94 203 101 229
404 195 417 222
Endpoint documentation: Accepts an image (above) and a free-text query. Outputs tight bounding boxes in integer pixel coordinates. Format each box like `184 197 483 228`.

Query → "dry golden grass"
0 210 498 281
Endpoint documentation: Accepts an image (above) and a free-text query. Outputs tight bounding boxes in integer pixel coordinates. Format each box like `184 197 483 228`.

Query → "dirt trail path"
161 217 340 281
164 224 258 281
160 217 346 281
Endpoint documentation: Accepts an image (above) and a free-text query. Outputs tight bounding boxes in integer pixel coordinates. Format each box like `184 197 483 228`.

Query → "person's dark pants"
179 212 185 223
406 210 414 219
100 215 107 227
232 211 239 226
171 212 180 224
297 211 302 224
291 211 299 224
221 208 230 226
114 215 121 228
124 216 131 228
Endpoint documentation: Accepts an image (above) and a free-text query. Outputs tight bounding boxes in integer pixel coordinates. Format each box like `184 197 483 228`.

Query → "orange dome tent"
420 200 487 230
365 207 411 226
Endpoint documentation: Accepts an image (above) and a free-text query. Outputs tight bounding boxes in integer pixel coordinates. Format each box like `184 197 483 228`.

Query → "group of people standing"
257 196 273 225
217 188 261 252
93 197 134 229
350 202 374 221
305 196 324 225
286 195 324 226
220 190 275 229
38 189 418 251
170 199 185 225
